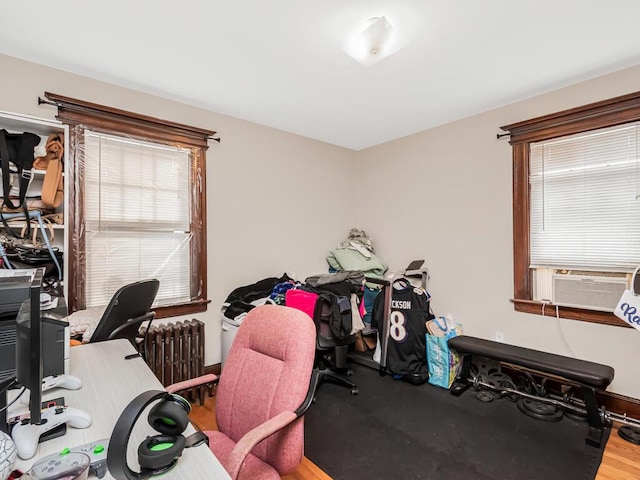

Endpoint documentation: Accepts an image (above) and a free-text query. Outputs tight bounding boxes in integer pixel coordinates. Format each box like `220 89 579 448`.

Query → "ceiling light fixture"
344 16 408 67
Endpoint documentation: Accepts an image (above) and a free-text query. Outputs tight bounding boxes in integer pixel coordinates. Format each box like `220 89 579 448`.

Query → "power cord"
554 304 576 357
540 300 575 357
0 384 25 413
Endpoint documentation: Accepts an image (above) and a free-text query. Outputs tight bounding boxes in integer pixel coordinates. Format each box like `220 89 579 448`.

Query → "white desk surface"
10 339 230 480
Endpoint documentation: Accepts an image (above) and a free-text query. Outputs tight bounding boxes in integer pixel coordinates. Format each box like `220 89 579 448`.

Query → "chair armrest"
227 410 297 480
106 312 156 341
166 374 218 395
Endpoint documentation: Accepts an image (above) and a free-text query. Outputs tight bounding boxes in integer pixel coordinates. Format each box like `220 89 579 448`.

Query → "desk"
10 339 230 479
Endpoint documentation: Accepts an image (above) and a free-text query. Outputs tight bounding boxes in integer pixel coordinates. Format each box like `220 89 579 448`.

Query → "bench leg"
450 353 472 396
583 387 606 448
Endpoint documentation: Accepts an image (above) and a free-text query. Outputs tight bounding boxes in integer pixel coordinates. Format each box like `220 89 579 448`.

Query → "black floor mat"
305 364 608 480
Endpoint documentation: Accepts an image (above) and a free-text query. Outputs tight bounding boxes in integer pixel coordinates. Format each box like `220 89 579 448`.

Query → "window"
501 91 640 326
84 132 193 307
529 124 640 272
45 92 216 317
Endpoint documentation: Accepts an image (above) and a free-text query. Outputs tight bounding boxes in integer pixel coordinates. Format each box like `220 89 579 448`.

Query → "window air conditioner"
551 270 629 312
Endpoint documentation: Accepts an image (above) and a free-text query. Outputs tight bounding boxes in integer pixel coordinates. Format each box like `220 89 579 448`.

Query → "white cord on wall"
541 300 575 357
554 304 576 357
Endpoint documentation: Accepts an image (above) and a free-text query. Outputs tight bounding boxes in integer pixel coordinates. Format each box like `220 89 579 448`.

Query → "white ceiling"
2 1 640 150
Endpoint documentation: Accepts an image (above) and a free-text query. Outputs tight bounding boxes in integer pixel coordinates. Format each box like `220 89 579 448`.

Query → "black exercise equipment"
618 425 640 445
448 335 615 447
516 398 564 422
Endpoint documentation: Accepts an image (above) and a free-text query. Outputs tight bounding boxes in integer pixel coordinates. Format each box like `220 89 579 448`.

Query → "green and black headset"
107 390 208 480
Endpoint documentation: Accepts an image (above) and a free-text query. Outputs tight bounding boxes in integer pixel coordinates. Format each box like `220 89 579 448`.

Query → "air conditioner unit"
552 270 629 312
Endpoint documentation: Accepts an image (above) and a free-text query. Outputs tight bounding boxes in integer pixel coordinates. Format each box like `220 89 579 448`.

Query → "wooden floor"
189 393 640 480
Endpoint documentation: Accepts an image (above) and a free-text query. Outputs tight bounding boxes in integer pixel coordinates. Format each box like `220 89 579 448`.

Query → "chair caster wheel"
346 369 353 377
351 387 358 395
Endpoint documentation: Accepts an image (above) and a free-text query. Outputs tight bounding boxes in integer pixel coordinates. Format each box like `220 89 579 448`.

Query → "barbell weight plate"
563 409 588 423
517 398 563 422
475 390 498 403
618 426 640 445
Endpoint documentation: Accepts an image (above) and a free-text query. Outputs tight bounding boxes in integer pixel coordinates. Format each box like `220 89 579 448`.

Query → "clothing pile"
326 228 388 324
326 228 388 280
222 272 367 341
221 273 294 323
286 271 366 339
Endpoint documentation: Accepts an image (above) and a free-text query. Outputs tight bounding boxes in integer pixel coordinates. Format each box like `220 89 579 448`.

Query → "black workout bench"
448 335 615 448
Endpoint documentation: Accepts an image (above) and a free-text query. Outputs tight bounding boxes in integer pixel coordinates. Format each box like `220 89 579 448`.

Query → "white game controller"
11 406 92 460
35 438 110 479
20 375 83 405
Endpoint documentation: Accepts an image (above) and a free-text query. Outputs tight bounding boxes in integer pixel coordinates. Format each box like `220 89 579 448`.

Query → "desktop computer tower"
0 316 67 382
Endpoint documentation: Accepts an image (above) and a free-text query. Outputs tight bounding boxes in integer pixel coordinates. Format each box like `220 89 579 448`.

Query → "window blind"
530 122 640 272
84 131 192 307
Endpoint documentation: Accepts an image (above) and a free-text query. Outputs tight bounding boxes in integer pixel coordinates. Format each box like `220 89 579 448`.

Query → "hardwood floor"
189 393 640 480
596 425 640 480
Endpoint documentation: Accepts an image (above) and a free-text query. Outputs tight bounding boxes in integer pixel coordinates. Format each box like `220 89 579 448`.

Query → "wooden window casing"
45 92 216 318
500 90 640 327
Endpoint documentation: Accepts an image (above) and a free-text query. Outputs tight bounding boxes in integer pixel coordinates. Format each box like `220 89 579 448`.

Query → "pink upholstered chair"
170 304 317 480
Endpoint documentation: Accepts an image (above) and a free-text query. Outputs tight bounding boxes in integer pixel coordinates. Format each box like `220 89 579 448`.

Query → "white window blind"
84 130 192 307
530 122 640 272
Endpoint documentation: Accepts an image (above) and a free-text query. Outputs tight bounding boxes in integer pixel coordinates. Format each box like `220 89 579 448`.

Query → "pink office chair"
168 304 317 480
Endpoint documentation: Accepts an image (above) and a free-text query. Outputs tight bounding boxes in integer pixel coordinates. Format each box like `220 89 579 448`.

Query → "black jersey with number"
372 279 432 376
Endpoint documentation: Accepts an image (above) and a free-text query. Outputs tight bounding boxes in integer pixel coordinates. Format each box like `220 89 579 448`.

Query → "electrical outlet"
495 331 505 343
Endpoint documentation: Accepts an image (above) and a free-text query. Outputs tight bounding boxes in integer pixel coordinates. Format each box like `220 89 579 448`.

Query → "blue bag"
426 317 461 389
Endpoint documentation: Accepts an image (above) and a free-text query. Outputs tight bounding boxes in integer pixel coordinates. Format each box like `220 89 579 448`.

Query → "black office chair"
88 279 160 359
311 292 359 396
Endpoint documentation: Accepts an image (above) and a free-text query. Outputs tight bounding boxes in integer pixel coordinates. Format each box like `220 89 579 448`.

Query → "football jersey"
373 279 432 376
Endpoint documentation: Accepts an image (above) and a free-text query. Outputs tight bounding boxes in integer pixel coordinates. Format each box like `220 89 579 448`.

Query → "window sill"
153 299 211 319
511 299 629 328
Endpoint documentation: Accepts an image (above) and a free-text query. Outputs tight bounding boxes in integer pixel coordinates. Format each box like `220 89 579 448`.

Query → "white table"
9 339 230 479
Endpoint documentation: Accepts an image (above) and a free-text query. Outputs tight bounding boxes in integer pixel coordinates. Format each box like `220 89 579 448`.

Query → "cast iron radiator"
140 318 211 404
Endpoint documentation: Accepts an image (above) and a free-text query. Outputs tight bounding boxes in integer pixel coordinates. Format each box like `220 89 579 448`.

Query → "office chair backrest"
215 305 316 475
89 279 160 344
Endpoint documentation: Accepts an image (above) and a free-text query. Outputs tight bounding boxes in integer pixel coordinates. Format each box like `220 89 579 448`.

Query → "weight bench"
448 335 615 448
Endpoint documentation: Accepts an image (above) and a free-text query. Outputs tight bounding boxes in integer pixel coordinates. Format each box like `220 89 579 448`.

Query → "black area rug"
305 364 608 480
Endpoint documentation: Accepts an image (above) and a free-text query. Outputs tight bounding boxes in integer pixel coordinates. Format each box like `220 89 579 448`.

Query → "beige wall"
358 64 640 398
0 54 358 367
4 52 640 398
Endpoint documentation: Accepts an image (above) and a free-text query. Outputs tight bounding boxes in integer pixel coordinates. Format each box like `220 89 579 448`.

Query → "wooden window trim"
500 90 640 327
45 92 216 316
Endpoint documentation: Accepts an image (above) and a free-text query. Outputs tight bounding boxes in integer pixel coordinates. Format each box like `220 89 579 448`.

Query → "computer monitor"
15 268 45 425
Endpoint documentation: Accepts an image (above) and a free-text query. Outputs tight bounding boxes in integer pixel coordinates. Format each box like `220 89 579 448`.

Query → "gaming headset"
107 390 208 480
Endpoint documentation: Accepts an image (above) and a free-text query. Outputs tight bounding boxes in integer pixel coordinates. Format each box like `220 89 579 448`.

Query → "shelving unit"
0 110 68 295
0 210 62 280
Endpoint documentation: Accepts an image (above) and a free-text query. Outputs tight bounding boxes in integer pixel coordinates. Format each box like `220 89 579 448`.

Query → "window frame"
45 92 215 318
500 90 640 327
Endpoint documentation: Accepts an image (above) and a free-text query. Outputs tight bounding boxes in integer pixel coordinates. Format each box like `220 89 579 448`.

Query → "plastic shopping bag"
426 317 462 389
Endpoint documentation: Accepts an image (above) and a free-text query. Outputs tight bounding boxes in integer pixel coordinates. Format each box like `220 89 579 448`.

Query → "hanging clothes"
372 278 434 377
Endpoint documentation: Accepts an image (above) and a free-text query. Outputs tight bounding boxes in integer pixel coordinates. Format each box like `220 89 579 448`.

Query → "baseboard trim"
205 363 221 377
599 390 640 420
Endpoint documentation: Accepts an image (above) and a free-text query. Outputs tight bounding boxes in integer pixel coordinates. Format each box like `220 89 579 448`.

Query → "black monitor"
15 268 45 425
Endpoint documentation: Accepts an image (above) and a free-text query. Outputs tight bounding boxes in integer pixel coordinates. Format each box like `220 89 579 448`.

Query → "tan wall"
357 64 640 398
4 51 640 398
0 54 358 366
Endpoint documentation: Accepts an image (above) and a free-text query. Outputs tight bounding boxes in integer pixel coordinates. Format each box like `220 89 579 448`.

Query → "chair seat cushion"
64 306 107 342
207 430 281 480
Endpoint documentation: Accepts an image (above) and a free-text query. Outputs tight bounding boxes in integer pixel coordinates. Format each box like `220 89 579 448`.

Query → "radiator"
141 318 210 403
